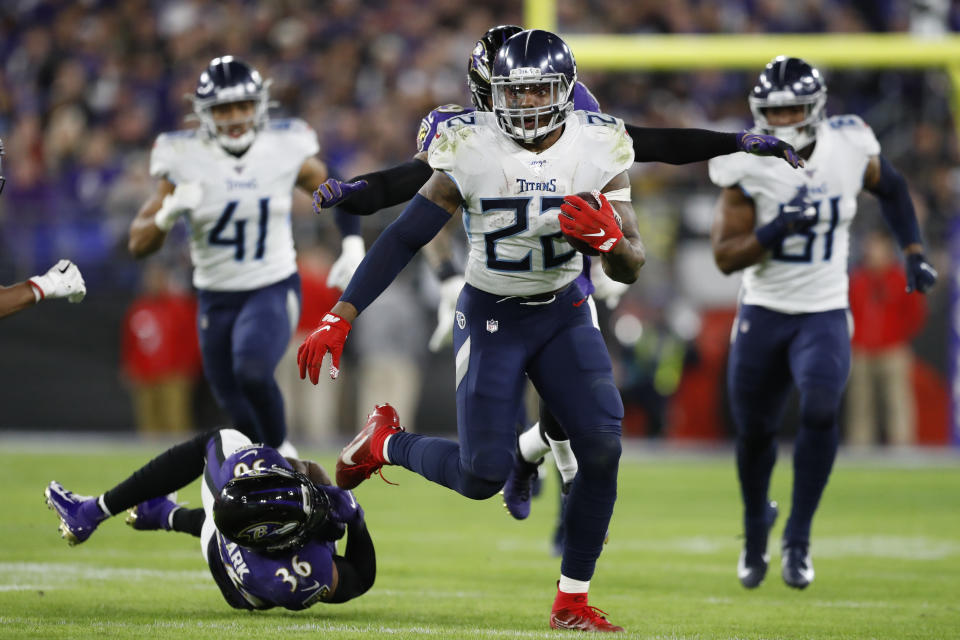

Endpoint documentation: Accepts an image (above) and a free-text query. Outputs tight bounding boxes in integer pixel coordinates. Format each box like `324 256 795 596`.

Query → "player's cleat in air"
782 541 815 589
126 493 181 531
737 500 779 589
44 481 106 546
336 403 404 490
550 591 624 633
501 455 542 520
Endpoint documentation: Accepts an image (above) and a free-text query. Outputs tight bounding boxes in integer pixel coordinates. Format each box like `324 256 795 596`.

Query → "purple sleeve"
216 536 335 610
572 82 601 113
416 104 476 153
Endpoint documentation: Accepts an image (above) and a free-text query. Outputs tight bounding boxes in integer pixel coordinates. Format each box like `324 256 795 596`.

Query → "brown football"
562 191 604 256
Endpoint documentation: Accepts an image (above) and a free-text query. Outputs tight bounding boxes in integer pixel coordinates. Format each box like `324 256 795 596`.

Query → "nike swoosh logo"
300 580 321 593
340 436 366 466
238 450 258 459
58 265 69 273
583 231 605 237
318 326 331 333
346 491 356 509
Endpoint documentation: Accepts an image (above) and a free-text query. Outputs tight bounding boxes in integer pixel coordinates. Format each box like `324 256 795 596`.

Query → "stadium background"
0 0 955 445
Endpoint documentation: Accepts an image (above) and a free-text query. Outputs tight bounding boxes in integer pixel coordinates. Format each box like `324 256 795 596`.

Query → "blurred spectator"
846 231 927 445
120 263 201 434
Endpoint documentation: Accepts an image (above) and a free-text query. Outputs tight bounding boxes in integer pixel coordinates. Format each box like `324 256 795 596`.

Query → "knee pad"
459 446 515 500
570 431 621 480
799 386 841 432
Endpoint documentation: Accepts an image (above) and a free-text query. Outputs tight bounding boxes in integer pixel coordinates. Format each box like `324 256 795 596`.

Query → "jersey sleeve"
830 114 881 157
579 114 634 182
417 104 471 154
149 133 178 182
273 118 320 161
707 153 746 188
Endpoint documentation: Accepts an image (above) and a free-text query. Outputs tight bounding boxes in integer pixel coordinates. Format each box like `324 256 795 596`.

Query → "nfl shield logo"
486 319 499 334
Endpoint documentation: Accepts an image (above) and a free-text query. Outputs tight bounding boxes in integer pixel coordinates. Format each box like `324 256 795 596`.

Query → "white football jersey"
428 111 634 296
708 114 880 313
150 119 318 291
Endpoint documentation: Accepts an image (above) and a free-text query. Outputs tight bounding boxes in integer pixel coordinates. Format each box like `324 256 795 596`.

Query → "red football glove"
297 312 352 384
559 192 624 253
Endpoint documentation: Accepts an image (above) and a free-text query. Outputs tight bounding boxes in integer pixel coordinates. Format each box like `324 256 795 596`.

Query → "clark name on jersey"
428 110 634 297
708 114 881 314
150 119 318 291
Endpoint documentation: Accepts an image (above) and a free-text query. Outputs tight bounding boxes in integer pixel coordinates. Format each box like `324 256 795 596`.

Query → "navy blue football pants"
197 272 300 448
388 283 623 581
728 304 850 547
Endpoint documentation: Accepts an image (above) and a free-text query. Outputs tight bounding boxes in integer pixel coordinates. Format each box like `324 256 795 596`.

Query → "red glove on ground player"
559 192 623 253
297 312 352 384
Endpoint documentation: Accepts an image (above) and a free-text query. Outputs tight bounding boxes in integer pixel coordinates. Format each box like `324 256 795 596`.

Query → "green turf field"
1 439 958 639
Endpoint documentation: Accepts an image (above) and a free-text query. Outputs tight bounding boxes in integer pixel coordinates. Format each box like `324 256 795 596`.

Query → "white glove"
29 259 87 303
155 182 203 231
326 235 365 291
590 259 629 310
428 274 465 353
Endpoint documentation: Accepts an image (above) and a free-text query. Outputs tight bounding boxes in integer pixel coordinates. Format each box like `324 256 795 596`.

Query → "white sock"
547 435 578 485
382 434 394 463
558 575 590 594
97 495 112 517
518 422 550 462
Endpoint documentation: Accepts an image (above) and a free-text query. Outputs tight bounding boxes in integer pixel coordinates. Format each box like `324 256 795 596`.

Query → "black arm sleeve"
327 520 376 603
102 429 216 515
625 124 739 165
338 159 435 216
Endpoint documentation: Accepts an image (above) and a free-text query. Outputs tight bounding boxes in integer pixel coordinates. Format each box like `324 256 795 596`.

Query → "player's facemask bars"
492 75 572 143
0 139 5 195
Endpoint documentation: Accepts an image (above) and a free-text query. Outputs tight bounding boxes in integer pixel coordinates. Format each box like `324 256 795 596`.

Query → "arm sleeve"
626 124 739 165
340 194 451 313
327 520 376 603
337 159 435 216
867 156 922 248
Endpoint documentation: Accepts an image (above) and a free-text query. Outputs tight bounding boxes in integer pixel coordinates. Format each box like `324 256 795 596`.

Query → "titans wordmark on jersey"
708 114 881 313
427 110 634 296
150 119 318 291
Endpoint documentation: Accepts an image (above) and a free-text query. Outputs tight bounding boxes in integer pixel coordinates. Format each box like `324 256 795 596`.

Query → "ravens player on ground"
45 429 375 609
128 56 363 452
708 56 937 590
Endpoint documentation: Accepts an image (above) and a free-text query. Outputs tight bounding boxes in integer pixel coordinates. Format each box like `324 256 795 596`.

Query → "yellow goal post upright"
524 0 960 446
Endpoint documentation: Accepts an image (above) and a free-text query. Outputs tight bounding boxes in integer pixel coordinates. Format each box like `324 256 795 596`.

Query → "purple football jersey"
205 442 336 610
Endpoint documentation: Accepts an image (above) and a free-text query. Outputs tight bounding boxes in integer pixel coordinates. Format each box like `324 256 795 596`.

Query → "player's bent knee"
571 431 621 478
233 357 275 390
459 447 515 499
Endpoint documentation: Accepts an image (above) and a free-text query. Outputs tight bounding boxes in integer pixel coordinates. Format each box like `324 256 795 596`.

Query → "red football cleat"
550 591 624 633
335 404 404 489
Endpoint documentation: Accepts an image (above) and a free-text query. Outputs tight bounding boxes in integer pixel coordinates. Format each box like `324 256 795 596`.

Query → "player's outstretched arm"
863 155 937 293
128 178 180 258
3 259 87 317
297 171 460 383
314 153 434 216
625 124 802 168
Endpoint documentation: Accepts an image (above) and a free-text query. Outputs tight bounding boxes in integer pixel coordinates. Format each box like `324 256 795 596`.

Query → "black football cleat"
737 500 779 589
782 542 815 589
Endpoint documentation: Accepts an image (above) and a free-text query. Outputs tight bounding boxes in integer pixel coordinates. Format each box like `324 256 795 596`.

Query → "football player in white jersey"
128 56 363 451
0 138 87 319
708 56 938 591
299 30 643 632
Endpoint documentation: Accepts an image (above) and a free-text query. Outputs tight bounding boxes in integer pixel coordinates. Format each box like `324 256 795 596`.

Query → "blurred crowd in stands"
0 0 955 442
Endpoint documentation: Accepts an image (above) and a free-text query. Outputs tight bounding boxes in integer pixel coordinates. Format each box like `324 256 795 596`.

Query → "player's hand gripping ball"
559 190 623 256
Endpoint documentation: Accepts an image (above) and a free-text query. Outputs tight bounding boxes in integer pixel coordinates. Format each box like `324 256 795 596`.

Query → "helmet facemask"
491 70 573 144
0 138 5 196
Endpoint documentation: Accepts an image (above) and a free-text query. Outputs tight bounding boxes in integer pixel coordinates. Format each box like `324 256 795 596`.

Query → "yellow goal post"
524 0 960 143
